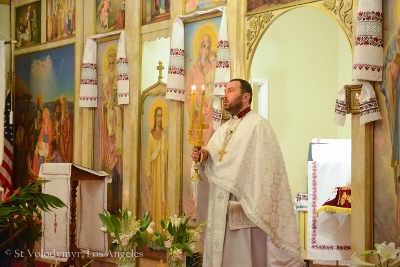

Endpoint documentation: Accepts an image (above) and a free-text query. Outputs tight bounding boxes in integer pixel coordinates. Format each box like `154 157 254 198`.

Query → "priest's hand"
191 147 208 162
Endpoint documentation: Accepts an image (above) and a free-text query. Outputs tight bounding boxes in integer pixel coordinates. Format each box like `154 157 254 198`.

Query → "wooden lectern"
39 163 110 267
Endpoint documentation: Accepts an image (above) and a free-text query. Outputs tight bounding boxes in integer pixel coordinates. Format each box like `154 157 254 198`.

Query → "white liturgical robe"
202 111 303 267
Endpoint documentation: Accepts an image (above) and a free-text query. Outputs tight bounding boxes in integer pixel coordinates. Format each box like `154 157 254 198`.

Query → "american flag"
0 91 13 198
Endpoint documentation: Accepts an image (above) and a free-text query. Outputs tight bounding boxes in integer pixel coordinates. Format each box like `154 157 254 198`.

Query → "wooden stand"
60 165 109 267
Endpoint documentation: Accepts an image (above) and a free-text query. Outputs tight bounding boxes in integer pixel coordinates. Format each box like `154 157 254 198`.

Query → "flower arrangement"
0 180 66 267
99 209 151 264
152 214 206 266
0 179 66 228
350 241 400 267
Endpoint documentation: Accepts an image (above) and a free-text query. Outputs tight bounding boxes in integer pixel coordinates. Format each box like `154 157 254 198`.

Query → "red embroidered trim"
310 161 351 251
166 88 185 95
357 11 382 22
168 67 184 76
352 63 383 72
216 60 230 68
360 97 379 115
236 107 251 118
80 79 97 85
117 58 128 64
170 48 185 56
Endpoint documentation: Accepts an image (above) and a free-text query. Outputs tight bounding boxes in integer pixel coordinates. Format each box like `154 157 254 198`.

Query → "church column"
227 0 247 79
123 0 141 212
351 111 374 256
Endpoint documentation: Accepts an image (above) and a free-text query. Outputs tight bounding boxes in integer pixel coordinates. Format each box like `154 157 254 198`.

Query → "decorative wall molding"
246 11 274 61
323 0 353 38
246 0 353 64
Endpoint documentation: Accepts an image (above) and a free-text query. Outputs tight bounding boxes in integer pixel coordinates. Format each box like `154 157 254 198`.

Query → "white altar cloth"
39 163 110 261
307 139 352 263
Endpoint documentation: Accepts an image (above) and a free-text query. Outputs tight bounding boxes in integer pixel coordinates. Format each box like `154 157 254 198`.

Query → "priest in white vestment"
192 79 304 267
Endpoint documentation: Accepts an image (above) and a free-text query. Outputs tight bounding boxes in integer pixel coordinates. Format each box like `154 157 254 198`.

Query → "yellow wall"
141 37 170 91
250 7 352 199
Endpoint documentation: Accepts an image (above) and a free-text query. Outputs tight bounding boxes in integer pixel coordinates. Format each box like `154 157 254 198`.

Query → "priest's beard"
224 94 243 115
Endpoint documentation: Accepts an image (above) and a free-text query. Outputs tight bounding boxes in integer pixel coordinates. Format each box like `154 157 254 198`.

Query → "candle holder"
188 86 207 182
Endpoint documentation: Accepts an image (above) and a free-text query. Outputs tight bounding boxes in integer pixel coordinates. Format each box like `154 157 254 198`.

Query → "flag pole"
8 40 15 125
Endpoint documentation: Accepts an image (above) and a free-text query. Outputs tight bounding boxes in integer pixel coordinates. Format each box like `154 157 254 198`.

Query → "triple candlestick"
188 85 208 182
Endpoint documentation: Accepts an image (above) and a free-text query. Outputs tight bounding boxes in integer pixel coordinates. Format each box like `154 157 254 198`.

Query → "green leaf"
110 242 118 252
361 249 376 256
98 213 114 232
122 209 129 231
110 215 121 237
153 232 166 248
181 242 192 255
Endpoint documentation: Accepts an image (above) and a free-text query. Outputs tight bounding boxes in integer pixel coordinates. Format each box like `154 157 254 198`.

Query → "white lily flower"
175 218 182 227
146 227 154 234
376 242 400 263
350 253 375 267
170 215 180 226
149 221 155 228
127 211 132 217
100 226 107 232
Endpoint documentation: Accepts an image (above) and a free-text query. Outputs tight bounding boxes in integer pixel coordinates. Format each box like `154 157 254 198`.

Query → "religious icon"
46 0 76 42
15 1 41 48
96 0 126 33
183 16 221 221
140 71 169 261
94 39 123 214
142 0 171 25
15 45 75 189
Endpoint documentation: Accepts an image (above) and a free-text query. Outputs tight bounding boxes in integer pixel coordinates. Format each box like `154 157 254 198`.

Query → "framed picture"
95 0 126 33
247 0 320 13
15 1 41 48
142 0 170 25
140 77 168 261
14 44 75 189
345 84 362 114
184 0 227 14
46 0 76 42
182 14 222 225
93 35 123 215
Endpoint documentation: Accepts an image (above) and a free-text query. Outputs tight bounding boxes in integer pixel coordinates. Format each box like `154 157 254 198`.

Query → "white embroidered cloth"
295 193 309 211
40 163 110 260
352 0 383 81
213 7 229 129
307 140 351 262
166 6 230 131
79 38 97 107
40 163 71 262
117 31 129 104
77 179 109 254
333 82 381 126
203 111 303 266
79 30 129 107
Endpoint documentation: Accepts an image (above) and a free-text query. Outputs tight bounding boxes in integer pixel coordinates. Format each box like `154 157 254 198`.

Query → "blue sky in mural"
15 44 74 102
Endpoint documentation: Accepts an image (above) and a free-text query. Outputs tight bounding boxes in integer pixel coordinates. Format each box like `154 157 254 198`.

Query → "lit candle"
197 85 205 134
189 85 196 132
